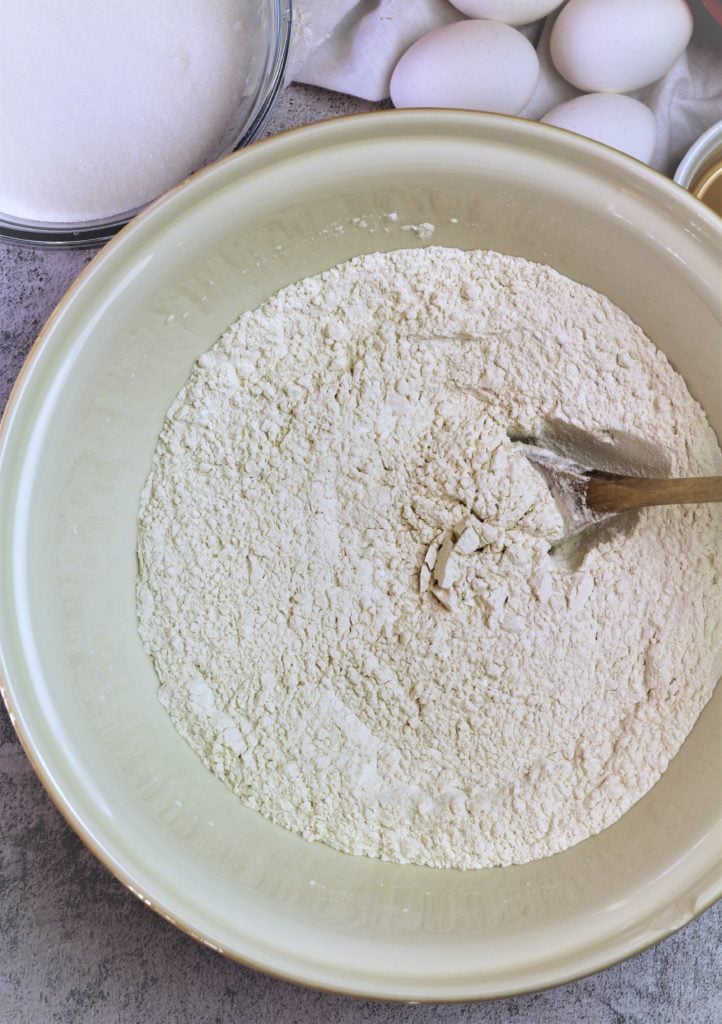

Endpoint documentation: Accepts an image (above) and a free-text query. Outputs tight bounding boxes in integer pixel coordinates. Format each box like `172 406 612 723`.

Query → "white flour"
137 248 722 869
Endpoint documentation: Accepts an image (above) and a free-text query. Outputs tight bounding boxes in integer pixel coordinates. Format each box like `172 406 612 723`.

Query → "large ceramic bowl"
0 112 720 1001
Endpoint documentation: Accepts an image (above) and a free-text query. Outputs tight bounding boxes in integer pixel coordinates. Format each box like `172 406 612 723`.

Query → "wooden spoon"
517 441 722 537
585 473 722 514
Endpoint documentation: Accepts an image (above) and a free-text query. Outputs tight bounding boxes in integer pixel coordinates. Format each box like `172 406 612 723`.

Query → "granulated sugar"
137 248 722 869
0 1 251 222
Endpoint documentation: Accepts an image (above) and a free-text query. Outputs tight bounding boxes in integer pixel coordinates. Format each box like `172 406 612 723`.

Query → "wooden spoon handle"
586 475 722 514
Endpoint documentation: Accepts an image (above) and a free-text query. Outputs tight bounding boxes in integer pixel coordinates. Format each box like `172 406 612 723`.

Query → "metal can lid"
674 118 722 217
691 157 722 217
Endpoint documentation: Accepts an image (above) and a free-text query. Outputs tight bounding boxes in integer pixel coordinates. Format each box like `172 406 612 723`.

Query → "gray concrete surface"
1 84 720 1024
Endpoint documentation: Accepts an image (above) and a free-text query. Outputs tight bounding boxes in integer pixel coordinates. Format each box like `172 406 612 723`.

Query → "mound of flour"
137 248 722 869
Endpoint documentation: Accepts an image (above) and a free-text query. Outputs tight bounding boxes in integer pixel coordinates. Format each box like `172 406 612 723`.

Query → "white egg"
551 0 693 93
391 20 539 115
541 94 657 164
448 0 564 26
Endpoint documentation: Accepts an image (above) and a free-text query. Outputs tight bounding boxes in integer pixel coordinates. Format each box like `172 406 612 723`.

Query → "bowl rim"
0 0 292 250
1 108 720 1002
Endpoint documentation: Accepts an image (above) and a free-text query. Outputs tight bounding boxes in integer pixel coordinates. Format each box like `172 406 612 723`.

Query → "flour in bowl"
137 248 722 869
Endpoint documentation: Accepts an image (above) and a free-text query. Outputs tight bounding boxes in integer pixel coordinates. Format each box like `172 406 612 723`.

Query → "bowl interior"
1 112 720 1000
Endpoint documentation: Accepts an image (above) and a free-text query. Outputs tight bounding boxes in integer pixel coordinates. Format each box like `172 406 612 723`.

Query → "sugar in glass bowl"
0 0 291 248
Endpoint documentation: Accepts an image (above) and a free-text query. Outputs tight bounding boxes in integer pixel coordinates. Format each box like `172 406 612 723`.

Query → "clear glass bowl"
0 0 291 249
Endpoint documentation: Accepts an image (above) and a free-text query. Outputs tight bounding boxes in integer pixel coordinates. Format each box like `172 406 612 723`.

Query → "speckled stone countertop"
0 85 719 1024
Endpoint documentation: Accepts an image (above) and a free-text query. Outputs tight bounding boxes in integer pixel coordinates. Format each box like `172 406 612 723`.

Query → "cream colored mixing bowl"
0 112 720 1001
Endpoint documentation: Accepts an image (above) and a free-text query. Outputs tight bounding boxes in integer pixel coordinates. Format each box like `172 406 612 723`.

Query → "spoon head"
517 442 606 536
509 422 672 570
